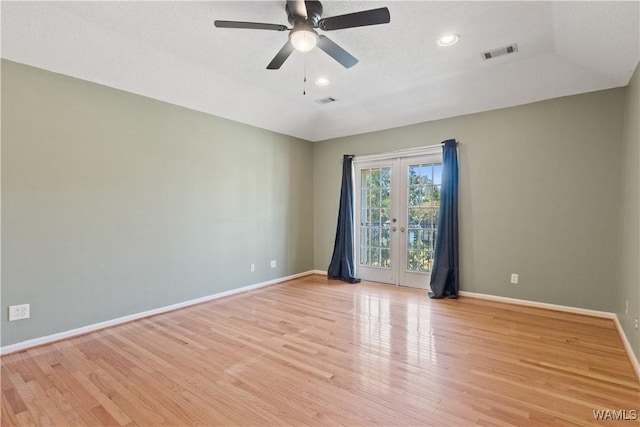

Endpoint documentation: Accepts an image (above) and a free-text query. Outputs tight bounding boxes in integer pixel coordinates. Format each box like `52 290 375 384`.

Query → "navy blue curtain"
429 139 459 298
327 155 361 284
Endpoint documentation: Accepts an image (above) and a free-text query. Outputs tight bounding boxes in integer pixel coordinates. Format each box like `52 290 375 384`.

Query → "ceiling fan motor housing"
287 1 323 27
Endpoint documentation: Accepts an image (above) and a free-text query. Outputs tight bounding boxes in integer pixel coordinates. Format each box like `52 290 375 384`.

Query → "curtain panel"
327 155 361 283
429 139 459 298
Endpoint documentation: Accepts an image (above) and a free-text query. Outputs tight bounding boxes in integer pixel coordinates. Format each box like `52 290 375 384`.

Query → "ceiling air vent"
315 96 337 105
482 43 518 60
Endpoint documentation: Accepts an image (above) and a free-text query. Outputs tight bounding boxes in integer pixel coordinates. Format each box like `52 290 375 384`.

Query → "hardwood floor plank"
2 275 638 426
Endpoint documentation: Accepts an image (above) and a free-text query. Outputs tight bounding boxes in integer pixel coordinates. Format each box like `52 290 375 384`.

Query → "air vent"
315 96 337 105
482 43 518 60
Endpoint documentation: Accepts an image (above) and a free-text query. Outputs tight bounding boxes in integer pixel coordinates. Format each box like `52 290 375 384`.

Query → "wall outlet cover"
9 304 30 321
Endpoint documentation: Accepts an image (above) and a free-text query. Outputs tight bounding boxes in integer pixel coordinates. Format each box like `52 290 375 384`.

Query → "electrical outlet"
635 317 639 330
270 260 277 269
625 300 629 315
510 273 519 284
250 263 255 272
8 304 30 321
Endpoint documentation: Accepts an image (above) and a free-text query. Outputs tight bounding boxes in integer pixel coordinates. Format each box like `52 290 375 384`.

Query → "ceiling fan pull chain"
303 53 307 95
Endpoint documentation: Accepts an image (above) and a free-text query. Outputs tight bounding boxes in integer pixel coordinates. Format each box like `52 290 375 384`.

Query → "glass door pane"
359 167 391 268
406 163 440 272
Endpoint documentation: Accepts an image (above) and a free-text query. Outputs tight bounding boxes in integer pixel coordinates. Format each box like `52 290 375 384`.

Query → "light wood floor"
2 275 638 426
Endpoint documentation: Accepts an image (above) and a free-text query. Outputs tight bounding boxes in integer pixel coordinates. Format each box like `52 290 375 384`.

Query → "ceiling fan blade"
267 41 296 70
318 7 390 31
214 20 288 31
286 0 307 18
317 35 358 68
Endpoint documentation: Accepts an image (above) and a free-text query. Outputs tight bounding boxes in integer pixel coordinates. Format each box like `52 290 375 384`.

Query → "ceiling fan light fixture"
290 27 318 52
437 34 459 47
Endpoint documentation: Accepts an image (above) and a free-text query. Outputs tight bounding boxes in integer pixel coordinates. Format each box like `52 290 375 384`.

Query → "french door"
355 153 442 289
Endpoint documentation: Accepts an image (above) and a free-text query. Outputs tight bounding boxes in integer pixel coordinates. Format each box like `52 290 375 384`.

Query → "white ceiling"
2 1 639 142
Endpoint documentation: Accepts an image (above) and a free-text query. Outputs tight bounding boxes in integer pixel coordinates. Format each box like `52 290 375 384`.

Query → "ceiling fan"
214 0 390 70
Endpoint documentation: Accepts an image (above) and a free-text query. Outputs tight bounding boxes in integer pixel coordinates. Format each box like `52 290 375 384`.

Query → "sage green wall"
1 60 314 347
2 57 635 354
314 88 625 313
619 61 640 359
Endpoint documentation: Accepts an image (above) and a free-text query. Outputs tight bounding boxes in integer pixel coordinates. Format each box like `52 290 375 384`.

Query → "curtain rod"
347 140 457 162
436 140 458 146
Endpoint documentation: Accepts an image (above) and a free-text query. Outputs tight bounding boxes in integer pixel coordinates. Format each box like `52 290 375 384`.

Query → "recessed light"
315 77 330 86
437 34 459 47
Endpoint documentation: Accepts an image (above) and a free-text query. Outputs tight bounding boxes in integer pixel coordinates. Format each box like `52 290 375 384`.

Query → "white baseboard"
612 315 640 381
312 269 328 275
458 290 616 318
459 290 639 380
0 270 316 356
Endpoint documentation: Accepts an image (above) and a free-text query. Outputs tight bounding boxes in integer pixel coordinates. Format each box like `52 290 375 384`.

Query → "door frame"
353 145 443 288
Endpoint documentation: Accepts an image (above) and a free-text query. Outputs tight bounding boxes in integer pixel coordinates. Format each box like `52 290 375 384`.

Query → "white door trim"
354 147 443 289
353 145 442 163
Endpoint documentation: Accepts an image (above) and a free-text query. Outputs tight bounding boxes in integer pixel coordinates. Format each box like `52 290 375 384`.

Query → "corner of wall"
617 60 640 360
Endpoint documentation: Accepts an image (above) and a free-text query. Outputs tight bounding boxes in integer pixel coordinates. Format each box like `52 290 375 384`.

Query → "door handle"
400 227 406 232
391 226 397 232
